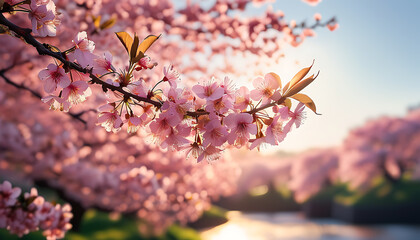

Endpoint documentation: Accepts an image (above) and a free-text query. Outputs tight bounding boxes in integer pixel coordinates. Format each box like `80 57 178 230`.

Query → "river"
200 211 420 240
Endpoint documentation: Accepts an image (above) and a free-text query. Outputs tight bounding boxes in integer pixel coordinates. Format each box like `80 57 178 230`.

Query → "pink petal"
248 123 257 135
44 77 57 93
250 89 263 101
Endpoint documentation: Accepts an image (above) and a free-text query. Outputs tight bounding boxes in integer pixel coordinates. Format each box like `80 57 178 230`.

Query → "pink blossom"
38 64 70 93
182 142 204 160
136 56 157 71
6 208 33 237
205 95 233 114
250 73 281 104
234 86 251 111
28 0 58 37
0 181 21 207
163 64 180 87
302 0 322 6
314 13 322 21
203 119 228 147
249 136 268 150
273 105 291 120
220 76 236 98
5 0 22 6
97 103 123 132
149 113 178 143
225 113 257 147
265 115 287 145
197 145 222 163
327 22 339 31
162 87 192 123
62 81 92 104
192 78 224 101
128 81 148 98
41 95 70 112
303 28 316 37
284 103 306 132
71 31 96 67
126 116 141 133
161 124 191 150
92 52 115 76
69 69 90 82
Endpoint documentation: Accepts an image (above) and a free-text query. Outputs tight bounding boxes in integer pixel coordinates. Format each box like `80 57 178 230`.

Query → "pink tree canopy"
0 0 335 238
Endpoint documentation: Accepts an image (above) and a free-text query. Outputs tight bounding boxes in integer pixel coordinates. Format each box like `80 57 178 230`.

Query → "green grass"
305 184 351 203
188 206 228 229
0 209 201 240
334 178 420 207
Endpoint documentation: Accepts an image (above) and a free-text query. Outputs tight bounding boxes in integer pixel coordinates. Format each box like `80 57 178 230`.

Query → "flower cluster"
0 181 72 239
2 0 60 37
0 0 329 237
37 30 319 162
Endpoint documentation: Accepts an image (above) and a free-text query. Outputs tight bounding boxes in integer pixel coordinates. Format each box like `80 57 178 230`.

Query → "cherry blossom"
61 81 91 104
28 0 59 37
135 56 157 71
92 52 115 76
203 119 229 147
265 115 287 145
192 78 225 101
0 181 72 239
284 102 306 132
162 64 180 87
302 0 322 6
38 64 70 93
0 181 21 207
97 103 124 133
0 0 331 237
70 31 96 67
250 73 282 104
327 22 340 31
234 86 251 111
225 113 258 147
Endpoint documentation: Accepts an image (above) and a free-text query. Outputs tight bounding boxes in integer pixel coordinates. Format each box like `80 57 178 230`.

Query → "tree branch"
0 12 292 120
0 68 88 125
0 12 162 108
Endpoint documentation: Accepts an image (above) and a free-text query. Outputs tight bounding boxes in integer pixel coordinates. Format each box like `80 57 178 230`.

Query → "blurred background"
1 0 420 239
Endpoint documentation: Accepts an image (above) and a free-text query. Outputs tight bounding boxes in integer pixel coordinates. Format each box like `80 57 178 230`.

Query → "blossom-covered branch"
0 1 320 163
0 0 332 238
0 181 72 239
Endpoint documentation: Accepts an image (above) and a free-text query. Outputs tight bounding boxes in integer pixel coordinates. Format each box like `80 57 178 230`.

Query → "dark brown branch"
0 12 296 120
0 12 162 108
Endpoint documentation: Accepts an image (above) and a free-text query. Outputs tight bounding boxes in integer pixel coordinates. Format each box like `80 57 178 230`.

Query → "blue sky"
176 1 420 152
252 0 420 152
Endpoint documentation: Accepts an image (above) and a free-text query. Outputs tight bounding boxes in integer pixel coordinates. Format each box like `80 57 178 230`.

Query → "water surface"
201 212 420 240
